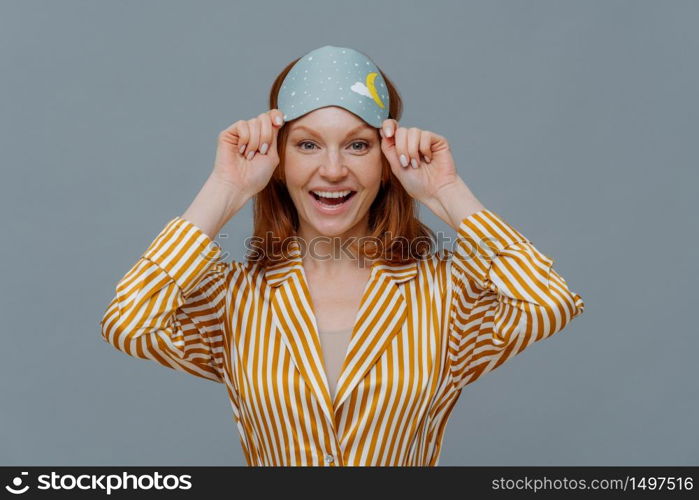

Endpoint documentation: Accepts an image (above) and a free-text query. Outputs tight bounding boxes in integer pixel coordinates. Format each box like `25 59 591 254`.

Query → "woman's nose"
319 154 348 179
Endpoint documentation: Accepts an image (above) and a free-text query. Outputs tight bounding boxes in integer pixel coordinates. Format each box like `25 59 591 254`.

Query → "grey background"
1 0 696 466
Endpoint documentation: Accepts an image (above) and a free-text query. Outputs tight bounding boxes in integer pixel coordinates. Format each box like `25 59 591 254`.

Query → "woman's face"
283 106 383 240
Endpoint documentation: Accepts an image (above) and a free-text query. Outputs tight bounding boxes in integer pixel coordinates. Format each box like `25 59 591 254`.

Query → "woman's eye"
351 141 369 151
297 141 369 151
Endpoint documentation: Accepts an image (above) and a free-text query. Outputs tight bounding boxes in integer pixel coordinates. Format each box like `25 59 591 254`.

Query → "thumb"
269 113 284 154
379 128 402 174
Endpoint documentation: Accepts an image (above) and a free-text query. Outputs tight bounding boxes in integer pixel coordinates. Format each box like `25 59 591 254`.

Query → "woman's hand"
211 109 285 197
378 119 459 222
379 120 462 201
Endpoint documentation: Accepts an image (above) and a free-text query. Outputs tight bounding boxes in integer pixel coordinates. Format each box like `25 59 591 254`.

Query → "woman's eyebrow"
290 124 374 137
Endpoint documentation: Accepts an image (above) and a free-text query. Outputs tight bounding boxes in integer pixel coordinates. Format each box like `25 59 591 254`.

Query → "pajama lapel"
265 238 418 428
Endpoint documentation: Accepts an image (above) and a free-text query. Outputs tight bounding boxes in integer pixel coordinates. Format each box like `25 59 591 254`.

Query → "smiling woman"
100 45 585 466
289 119 373 213
251 57 433 268
283 107 389 245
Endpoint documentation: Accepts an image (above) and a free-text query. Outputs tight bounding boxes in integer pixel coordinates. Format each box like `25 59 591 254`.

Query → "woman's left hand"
379 119 460 204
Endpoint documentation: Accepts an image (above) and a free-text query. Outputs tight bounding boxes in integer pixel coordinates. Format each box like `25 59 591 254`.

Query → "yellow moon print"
366 72 385 109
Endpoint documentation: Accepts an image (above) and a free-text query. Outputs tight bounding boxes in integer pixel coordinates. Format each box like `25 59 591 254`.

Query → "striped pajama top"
99 208 585 466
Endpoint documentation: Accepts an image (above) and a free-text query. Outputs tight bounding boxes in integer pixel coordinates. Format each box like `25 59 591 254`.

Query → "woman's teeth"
310 190 356 206
312 190 352 198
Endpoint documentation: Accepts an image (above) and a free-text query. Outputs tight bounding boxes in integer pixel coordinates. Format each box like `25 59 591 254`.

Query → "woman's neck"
296 218 374 273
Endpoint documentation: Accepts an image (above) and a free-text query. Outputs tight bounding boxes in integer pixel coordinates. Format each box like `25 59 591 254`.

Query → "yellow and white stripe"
100 209 584 466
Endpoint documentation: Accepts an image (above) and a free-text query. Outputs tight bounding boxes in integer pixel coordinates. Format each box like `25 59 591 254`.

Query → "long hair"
247 54 435 268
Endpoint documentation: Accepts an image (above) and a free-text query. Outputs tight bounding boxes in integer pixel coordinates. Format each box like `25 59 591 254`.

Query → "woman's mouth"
308 189 357 214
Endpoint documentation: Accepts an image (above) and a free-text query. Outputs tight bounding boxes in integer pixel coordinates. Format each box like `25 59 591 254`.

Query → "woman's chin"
309 221 353 238
304 213 362 238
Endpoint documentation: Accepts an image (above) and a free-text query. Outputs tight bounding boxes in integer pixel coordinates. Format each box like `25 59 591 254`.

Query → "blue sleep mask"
277 45 390 128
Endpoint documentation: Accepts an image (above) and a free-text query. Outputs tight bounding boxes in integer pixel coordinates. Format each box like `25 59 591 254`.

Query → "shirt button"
324 454 335 464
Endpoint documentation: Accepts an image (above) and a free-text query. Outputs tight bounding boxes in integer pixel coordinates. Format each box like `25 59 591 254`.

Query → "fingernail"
387 127 393 138
239 145 246 154
411 158 418 169
400 154 408 167
247 151 255 161
260 143 269 154
425 156 431 163
274 116 283 126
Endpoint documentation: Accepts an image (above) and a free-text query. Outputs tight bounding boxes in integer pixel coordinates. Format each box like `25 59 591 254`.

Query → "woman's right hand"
211 109 285 197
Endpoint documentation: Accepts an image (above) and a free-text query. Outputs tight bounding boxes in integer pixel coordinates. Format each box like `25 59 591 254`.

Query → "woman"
100 45 585 466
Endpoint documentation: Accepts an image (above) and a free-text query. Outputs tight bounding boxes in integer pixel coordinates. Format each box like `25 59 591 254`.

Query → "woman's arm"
100 110 283 383
182 174 250 240
432 178 585 391
427 176 486 230
99 175 252 383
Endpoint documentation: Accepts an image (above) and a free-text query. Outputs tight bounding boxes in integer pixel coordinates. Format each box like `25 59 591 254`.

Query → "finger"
270 109 285 128
246 118 261 161
258 112 272 155
268 110 284 153
382 119 398 138
419 130 432 163
222 119 241 134
237 121 250 155
218 120 241 146
407 128 421 169
380 121 396 148
379 126 401 173
394 126 409 168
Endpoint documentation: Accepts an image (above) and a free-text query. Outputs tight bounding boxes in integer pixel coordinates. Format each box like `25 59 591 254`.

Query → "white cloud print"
350 81 371 98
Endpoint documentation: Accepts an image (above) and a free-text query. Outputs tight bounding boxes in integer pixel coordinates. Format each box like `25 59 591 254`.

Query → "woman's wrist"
182 174 251 240
432 176 486 230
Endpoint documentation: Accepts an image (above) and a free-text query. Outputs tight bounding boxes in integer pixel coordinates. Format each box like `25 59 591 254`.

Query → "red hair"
247 55 435 267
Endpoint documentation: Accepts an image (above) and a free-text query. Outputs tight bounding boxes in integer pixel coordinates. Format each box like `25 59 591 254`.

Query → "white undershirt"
317 327 353 400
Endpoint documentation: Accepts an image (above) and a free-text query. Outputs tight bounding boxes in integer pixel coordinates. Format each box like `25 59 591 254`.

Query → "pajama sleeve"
100 216 241 384
446 208 585 391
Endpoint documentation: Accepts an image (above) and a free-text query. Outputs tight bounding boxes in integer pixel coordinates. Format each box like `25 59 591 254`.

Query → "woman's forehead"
289 106 374 134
